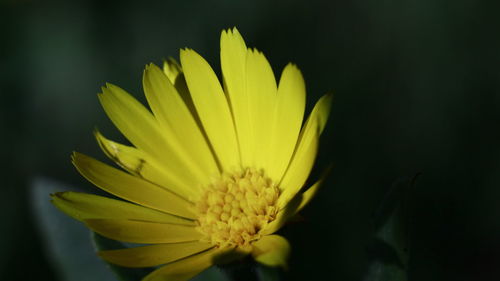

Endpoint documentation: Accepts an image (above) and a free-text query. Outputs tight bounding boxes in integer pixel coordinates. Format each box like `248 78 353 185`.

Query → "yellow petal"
180 48 240 171
267 63 306 182
72 152 195 219
143 64 220 183
251 235 290 269
245 48 277 170
99 241 213 267
98 83 165 161
160 61 196 115
220 28 253 168
277 93 332 208
95 131 196 200
98 84 204 199
85 219 202 244
276 131 318 208
161 59 197 118
162 58 182 83
295 167 330 213
262 175 328 235
51 192 193 225
143 248 222 281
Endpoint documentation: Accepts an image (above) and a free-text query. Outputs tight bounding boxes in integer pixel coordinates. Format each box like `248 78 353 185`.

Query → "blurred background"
2 0 500 280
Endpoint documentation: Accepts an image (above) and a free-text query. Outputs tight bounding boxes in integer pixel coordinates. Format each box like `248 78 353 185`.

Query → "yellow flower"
51 27 332 281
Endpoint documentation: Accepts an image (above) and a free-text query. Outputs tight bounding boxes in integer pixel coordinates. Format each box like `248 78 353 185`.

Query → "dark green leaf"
365 173 420 281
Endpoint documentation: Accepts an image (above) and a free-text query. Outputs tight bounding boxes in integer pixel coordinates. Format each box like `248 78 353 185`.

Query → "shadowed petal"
143 64 220 185
143 248 223 281
85 219 202 244
72 152 195 219
180 48 240 172
277 93 332 208
99 241 213 268
51 192 193 225
252 235 290 269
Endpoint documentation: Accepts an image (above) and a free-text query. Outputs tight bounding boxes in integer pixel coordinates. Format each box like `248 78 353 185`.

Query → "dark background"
2 0 500 280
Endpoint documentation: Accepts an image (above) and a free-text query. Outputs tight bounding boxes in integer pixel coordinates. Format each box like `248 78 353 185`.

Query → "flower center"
195 168 280 249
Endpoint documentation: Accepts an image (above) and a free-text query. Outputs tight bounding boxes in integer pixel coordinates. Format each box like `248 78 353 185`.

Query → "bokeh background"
2 0 500 280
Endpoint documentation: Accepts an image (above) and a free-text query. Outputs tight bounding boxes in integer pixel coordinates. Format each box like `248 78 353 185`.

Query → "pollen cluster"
195 169 280 248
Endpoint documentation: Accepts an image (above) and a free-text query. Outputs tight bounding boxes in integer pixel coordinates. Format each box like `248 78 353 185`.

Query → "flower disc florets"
196 169 280 249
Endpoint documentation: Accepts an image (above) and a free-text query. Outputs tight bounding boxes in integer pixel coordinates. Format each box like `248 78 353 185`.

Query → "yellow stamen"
195 169 280 249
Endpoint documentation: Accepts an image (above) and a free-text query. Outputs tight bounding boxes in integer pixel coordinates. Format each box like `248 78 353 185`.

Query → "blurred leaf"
191 266 230 281
30 177 119 281
364 174 420 281
364 261 408 281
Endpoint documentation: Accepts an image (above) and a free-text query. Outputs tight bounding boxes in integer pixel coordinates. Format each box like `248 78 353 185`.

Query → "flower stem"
218 258 261 281
218 258 283 281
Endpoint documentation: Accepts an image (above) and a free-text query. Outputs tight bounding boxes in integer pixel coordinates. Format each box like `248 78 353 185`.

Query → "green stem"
218 259 283 281
219 258 261 281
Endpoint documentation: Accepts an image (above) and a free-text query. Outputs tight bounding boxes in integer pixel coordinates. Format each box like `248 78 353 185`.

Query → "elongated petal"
267 64 306 182
143 64 220 183
180 48 240 171
245 48 277 170
99 241 213 267
85 219 202 244
143 248 221 281
51 192 193 225
252 235 290 269
276 131 318 208
295 167 330 213
220 28 253 167
98 84 160 155
277 93 332 208
72 152 195 219
95 131 196 200
98 84 204 198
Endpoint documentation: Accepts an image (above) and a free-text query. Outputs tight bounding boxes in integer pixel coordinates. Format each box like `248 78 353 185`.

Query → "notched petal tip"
70 151 80 164
98 84 118 99
247 47 259 54
144 62 162 74
220 27 246 52
144 63 164 77
221 26 242 38
283 62 301 72
94 129 113 148
49 192 62 200
179 47 193 56
50 191 64 198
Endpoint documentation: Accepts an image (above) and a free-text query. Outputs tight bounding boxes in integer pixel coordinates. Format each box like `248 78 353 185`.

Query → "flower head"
52 27 331 281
